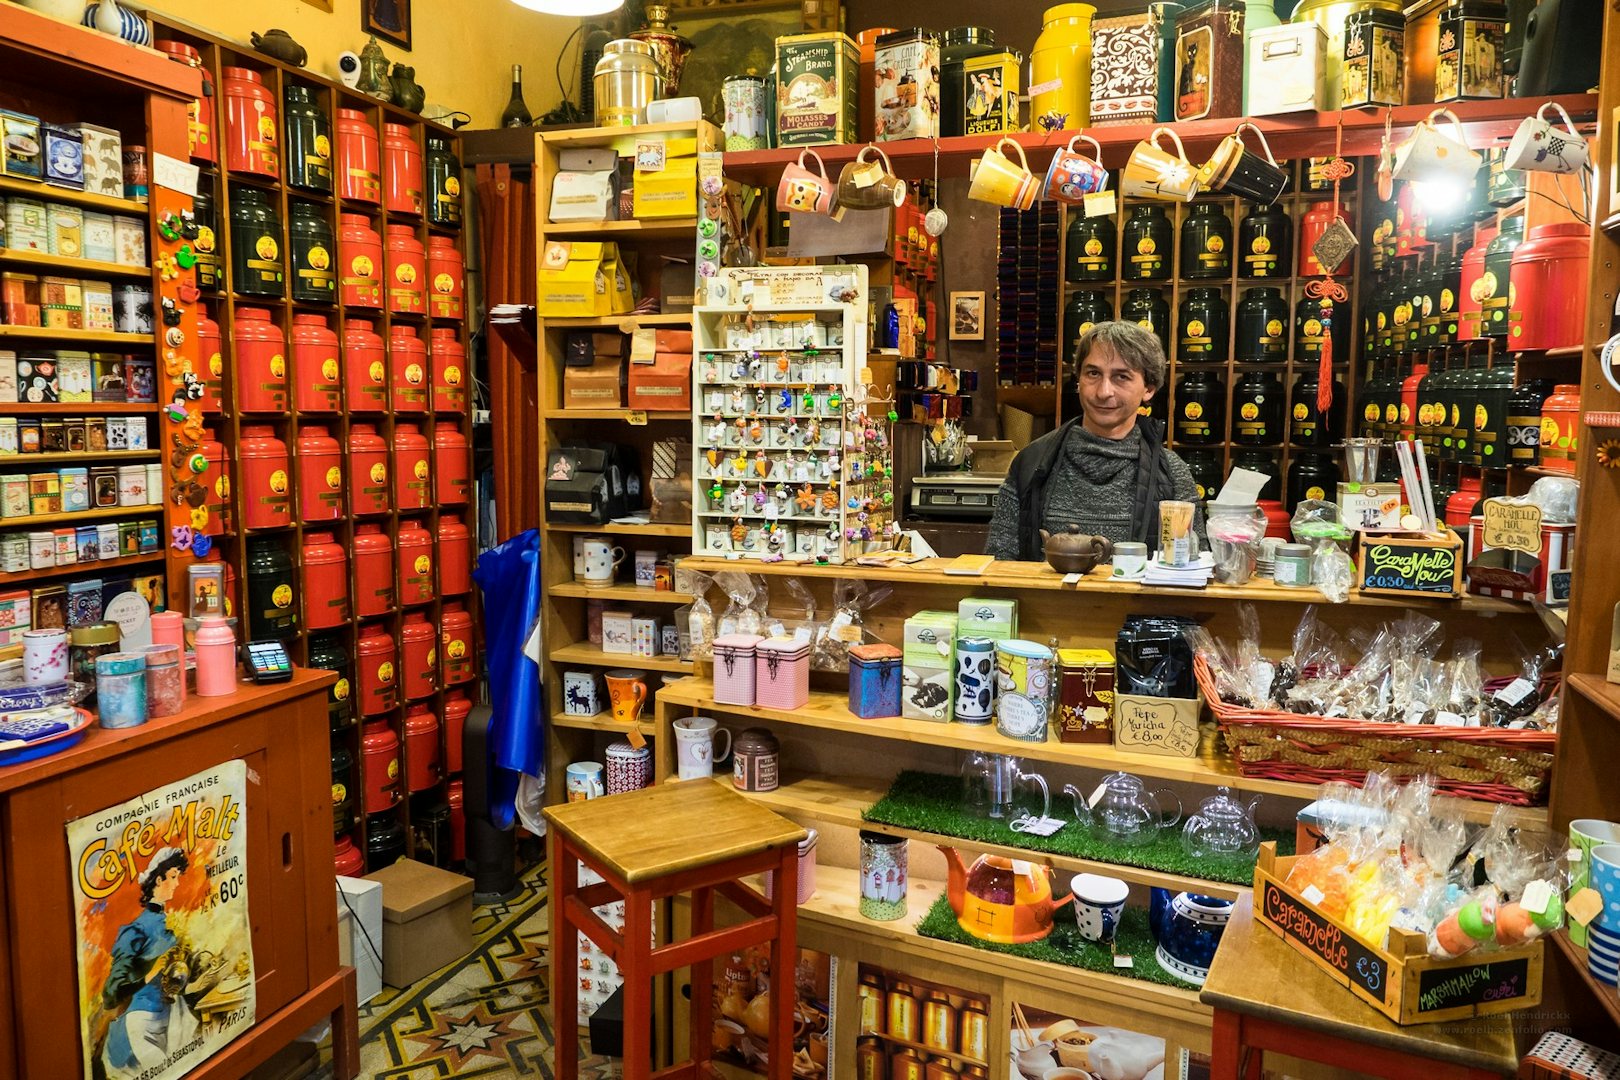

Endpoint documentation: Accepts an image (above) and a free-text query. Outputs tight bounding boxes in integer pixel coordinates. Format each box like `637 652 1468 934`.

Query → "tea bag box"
957 597 1017 641
903 610 957 722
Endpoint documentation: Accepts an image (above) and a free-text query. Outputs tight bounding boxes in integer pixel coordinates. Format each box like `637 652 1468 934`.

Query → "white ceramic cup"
674 715 732 780
1393 107 1483 188
1503 101 1589 175
565 761 605 801
580 537 625 588
21 628 68 686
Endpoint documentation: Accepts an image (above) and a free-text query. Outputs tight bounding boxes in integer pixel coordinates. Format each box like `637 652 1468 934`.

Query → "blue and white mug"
1070 873 1129 944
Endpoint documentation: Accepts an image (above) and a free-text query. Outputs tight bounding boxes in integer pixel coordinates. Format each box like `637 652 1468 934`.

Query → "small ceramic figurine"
251 28 308 67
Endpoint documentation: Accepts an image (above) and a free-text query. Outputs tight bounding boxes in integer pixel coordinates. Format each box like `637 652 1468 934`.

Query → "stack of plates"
1588 922 1620 986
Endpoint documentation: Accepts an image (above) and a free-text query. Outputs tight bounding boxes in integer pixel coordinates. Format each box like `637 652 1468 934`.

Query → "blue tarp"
472 528 541 830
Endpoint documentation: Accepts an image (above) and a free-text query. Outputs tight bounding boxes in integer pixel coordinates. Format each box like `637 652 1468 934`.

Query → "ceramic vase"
83 0 151 46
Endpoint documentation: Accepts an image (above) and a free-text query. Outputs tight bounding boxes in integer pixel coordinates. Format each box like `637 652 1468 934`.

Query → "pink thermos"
193 616 239 697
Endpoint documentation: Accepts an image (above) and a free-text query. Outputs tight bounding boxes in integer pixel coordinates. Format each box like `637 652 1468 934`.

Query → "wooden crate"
1355 527 1465 599
1252 843 1543 1025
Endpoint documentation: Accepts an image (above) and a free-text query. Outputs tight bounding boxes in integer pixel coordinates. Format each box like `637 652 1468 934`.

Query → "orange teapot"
939 846 1072 944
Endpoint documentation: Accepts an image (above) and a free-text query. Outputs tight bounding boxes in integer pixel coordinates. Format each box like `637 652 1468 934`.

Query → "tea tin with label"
961 51 1021 135
1174 0 1245 121
1341 7 1404 108
775 32 860 146
1435 0 1506 101
733 727 780 792
848 642 902 718
874 29 940 141
1066 214 1117 282
722 75 770 151
953 636 996 724
1058 648 1116 743
993 639 1054 742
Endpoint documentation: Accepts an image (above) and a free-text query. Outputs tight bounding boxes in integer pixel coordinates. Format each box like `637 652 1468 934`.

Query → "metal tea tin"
732 726 780 792
993 639 1054 742
961 50 1021 136
593 39 663 127
230 187 285 298
426 136 463 228
952 636 996 724
722 75 770 151
1066 214 1116 282
289 203 336 304
941 27 998 137
775 31 860 146
1341 7 1404 108
1058 648 1116 743
1435 0 1506 101
284 83 334 193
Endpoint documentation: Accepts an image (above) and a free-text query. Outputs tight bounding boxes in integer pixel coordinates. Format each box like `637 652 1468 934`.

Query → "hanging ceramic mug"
837 145 908 210
1392 107 1483 187
1120 126 1202 201
1198 122 1288 206
1043 134 1109 204
776 148 835 215
1503 101 1589 175
968 137 1039 210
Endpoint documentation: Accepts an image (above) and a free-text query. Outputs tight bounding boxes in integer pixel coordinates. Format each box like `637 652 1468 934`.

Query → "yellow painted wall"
144 0 574 127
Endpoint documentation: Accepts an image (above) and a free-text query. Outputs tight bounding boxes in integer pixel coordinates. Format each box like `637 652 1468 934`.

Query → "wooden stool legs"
551 831 581 1080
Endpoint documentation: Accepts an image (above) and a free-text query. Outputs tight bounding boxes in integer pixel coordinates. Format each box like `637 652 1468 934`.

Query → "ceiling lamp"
510 0 624 15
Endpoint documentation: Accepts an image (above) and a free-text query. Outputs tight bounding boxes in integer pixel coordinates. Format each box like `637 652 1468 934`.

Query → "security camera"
336 52 361 89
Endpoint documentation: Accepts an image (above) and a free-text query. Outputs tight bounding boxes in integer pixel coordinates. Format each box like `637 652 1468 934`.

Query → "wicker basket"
1192 654 1556 804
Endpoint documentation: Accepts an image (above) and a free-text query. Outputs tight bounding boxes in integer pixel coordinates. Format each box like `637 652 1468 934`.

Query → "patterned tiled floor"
316 859 618 1079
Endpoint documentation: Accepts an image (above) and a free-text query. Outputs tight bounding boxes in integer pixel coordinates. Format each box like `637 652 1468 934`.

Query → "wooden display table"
0 670 358 1080
1199 896 1521 1079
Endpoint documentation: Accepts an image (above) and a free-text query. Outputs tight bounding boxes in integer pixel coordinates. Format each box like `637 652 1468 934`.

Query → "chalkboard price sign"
1415 958 1530 1014
1260 880 1387 1003
1357 531 1463 597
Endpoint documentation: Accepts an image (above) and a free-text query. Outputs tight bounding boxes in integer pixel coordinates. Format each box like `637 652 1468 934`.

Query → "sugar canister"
96 651 148 728
848 642 902 718
755 636 811 710
732 727 780 791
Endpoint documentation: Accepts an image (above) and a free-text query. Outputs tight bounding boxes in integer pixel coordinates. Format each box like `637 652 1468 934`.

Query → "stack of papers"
1142 554 1213 588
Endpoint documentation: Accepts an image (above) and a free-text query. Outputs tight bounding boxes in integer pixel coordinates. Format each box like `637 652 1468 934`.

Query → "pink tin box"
763 827 819 905
756 637 811 710
713 633 763 705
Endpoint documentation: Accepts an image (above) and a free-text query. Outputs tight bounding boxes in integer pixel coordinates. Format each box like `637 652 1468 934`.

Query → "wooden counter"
0 670 358 1080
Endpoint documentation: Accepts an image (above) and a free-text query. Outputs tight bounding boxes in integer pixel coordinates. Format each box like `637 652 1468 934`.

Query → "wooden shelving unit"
0 249 151 278
0 174 150 214
0 326 155 345
149 15 477 875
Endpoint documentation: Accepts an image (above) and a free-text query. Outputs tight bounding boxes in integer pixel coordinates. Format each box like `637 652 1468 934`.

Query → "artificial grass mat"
915 894 1193 988
863 770 1294 885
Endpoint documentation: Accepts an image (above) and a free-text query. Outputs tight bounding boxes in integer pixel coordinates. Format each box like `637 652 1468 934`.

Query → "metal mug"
1503 101 1589 175
776 148 835 214
1043 133 1108 204
1198 122 1287 205
836 144 908 210
967 137 1039 210
1120 126 1201 201
1392 107 1483 188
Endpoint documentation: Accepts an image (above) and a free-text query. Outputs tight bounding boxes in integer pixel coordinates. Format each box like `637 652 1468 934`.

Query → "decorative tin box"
41 124 84 190
78 124 124 199
1058 648 1117 743
1174 0 1245 122
848 642 902 718
962 51 1021 135
756 637 811 710
713 632 764 706
1247 24 1327 115
1342 8 1405 108
0 111 42 180
775 32 860 146
1090 13 1161 126
874 29 940 141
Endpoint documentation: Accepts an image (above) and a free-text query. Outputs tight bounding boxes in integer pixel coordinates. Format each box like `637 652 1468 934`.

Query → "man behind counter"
987 321 1204 561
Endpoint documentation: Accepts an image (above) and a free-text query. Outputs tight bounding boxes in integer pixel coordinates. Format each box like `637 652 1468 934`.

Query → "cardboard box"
563 355 623 409
902 610 956 721
539 241 633 318
336 876 384 1005
1357 527 1464 598
957 597 1016 641
365 859 475 989
627 353 691 412
1112 694 1202 758
1337 481 1402 530
632 136 698 219
601 610 634 654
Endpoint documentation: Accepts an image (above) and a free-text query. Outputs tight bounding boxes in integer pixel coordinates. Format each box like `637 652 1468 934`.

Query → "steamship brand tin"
775 32 860 147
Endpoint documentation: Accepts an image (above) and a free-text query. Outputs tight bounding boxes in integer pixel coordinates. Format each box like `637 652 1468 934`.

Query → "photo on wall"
857 962 991 1077
712 946 832 1078
1010 1002 1167 1080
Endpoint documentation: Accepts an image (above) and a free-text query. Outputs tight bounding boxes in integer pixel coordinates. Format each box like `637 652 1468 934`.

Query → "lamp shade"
511 0 624 14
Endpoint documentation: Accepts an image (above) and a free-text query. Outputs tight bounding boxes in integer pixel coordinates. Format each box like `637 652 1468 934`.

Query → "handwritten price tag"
1481 498 1542 554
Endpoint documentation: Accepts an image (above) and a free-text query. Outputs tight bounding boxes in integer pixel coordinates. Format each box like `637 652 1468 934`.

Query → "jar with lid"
1235 286 1287 362
921 990 958 1053
1341 7 1405 107
1123 205 1171 280
856 1037 885 1080
1230 449 1279 498
890 1048 925 1080
733 726 779 791
1470 362 1515 466
594 39 664 127
1445 354 1487 461
1436 0 1507 101
1425 253 1463 346
859 830 908 920
284 84 333 193
1178 287 1228 363
1273 542 1313 587
71 621 122 699
1174 370 1224 445
1181 202 1232 279
1510 222 1591 351
940 28 998 137
1232 371 1283 445
1065 213 1116 282
959 1000 990 1060
336 107 381 203
1480 214 1523 338
1122 288 1170 352
222 67 280 178
340 213 384 309
1181 448 1222 500
1506 379 1554 466
96 653 148 729
1030 4 1095 129
230 187 285 297
857 972 885 1034
308 630 353 732
289 203 336 304
426 136 463 228
1363 187 1398 272
157 40 216 164
1286 451 1339 510
1289 371 1344 447
246 536 298 641
1457 221 1497 340
1063 291 1113 369
192 181 221 291
385 223 426 315
1399 358 1430 441
1238 202 1290 279
1540 384 1580 473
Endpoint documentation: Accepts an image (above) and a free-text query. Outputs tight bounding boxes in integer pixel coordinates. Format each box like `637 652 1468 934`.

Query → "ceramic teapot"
1064 771 1181 845
1182 786 1262 860
1040 525 1113 574
939 846 1072 944
391 64 426 113
251 28 308 67
960 751 1050 822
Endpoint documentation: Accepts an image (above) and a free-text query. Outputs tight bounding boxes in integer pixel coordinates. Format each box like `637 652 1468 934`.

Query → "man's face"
1079 345 1151 431
152 867 182 906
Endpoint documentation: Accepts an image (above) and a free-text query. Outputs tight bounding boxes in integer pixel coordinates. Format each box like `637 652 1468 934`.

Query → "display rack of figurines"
692 267 896 564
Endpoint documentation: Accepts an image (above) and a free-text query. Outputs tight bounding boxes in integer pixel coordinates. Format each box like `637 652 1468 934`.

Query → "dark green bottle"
1122 205 1171 281
284 83 334 193
426 136 463 228
246 536 298 641
1180 202 1232 280
1238 202 1291 280
1235 286 1287 363
1178 287 1228 363
289 202 336 304
1065 213 1116 282
231 187 285 298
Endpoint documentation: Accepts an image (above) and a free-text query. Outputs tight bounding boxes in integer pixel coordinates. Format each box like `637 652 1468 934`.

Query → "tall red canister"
390 324 429 413
434 421 470 505
344 318 387 412
356 624 398 716
386 224 426 315
239 425 291 528
297 424 344 520
333 835 364 877
353 521 396 616
393 422 430 510
444 691 471 773
441 603 475 685
1458 222 1497 341
401 613 437 702
404 703 441 790
431 328 467 413
198 429 230 536
397 519 434 605
339 213 383 308
336 108 380 204
222 66 279 178
196 308 223 412
1445 472 1484 530
156 40 216 165
1540 384 1581 474
302 530 350 629
447 779 465 862
383 123 425 216
348 422 390 516
360 718 400 810
292 313 341 413
1300 202 1353 277
1509 223 1590 351
437 513 471 595
234 307 288 412
428 236 464 320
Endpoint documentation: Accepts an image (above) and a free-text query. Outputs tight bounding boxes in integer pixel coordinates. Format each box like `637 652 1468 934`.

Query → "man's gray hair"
1074 320 1167 392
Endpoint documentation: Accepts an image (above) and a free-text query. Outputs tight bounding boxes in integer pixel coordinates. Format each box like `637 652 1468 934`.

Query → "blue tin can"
954 636 996 724
96 651 148 729
848 643 902 718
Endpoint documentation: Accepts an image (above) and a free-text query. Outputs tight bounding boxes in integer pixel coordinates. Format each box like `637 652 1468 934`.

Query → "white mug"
573 535 587 577
674 715 732 780
634 549 657 588
580 537 625 588
1392 107 1482 187
1503 101 1589 175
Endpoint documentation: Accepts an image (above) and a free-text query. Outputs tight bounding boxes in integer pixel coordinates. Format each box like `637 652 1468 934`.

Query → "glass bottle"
501 64 533 127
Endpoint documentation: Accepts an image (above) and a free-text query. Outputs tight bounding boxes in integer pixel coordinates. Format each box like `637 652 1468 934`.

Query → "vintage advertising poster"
713 946 833 1078
69 760 256 1080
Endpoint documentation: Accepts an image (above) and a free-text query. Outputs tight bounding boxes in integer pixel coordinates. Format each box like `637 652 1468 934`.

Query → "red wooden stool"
545 780 807 1080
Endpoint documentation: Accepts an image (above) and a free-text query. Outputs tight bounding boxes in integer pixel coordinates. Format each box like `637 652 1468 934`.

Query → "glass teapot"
961 751 1050 822
1182 786 1262 859
1064 771 1181 845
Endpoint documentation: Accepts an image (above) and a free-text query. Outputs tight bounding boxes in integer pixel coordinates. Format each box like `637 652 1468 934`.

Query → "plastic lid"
71 621 122 646
96 651 147 676
996 638 1053 660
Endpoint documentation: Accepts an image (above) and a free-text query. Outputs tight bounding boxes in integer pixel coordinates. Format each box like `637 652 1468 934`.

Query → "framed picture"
299 0 334 10
362 0 411 50
950 291 986 340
